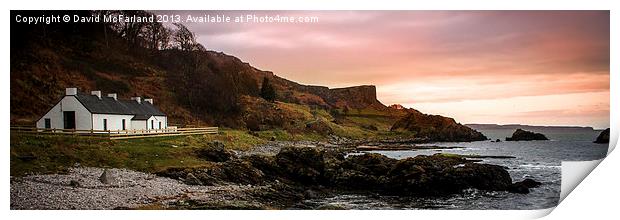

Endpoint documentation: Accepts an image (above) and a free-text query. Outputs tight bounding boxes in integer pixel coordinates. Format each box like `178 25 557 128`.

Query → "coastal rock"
594 128 610 144
275 147 342 184
390 111 487 142
508 178 542 194
246 155 281 179
383 155 512 195
217 160 265 185
328 153 396 189
196 141 237 162
159 147 537 201
505 129 549 141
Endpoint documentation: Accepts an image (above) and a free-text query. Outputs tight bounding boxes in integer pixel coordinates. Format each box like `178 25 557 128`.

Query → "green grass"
9 130 267 176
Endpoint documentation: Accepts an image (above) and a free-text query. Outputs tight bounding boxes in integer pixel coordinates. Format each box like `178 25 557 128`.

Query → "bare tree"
172 23 198 51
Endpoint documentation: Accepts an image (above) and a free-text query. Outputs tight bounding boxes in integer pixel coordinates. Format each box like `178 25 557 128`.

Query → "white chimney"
131 97 141 104
91 91 102 99
66 88 77 96
144 98 153 104
107 93 117 101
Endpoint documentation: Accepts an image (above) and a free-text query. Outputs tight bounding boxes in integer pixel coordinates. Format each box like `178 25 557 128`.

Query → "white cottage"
36 88 167 132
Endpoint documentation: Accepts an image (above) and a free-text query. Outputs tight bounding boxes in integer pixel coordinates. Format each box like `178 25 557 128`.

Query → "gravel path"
10 167 257 210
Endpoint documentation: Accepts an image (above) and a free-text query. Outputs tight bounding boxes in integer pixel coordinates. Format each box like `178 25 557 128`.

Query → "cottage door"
63 111 76 129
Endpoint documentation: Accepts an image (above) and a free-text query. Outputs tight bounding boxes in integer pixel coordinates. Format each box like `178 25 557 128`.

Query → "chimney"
144 98 153 104
107 93 117 101
91 91 102 99
66 88 77 96
131 97 141 104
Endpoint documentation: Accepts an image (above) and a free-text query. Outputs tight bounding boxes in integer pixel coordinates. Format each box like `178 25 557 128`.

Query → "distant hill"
465 124 597 132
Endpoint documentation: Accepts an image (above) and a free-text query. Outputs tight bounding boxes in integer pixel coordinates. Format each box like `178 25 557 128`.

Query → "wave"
519 164 561 170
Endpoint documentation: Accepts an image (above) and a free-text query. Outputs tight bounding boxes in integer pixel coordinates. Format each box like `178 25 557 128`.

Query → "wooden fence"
10 126 219 140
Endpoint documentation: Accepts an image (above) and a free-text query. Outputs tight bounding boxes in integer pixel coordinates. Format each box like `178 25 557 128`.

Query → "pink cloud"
157 11 609 128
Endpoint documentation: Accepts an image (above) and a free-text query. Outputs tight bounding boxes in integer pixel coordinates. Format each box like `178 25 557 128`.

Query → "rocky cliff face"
295 84 385 110
390 111 487 142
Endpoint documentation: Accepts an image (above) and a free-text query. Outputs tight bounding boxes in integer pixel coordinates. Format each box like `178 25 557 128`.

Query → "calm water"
306 129 609 210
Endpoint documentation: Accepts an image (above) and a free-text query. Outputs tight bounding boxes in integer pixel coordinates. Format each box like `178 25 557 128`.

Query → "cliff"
295 84 386 110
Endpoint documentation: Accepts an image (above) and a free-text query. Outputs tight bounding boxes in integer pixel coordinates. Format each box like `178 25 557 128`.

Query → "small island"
505 129 549 141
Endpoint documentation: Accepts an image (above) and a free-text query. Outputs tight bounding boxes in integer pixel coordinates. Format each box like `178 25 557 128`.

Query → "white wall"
36 96 92 130
131 120 147 131
151 116 167 130
130 116 167 132
92 114 134 132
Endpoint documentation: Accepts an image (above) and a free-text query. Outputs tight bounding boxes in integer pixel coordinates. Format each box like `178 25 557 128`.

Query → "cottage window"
151 120 154 129
122 119 126 130
159 122 162 129
103 119 108 131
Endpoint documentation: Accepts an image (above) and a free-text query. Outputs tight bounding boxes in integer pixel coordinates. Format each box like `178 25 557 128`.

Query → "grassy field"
9 129 269 176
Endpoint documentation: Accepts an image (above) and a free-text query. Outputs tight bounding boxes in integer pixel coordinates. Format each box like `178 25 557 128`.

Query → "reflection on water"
306 129 608 210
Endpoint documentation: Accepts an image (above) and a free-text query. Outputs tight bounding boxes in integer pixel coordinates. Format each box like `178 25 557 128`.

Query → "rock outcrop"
390 111 487 142
158 146 539 199
196 141 237 162
594 128 610 144
508 178 542 194
296 85 387 110
505 129 548 141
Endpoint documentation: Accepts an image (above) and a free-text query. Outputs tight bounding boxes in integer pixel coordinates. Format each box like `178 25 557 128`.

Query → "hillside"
10 10 481 142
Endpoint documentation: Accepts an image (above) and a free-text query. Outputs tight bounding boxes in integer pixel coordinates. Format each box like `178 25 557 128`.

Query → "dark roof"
131 114 153 120
73 93 165 116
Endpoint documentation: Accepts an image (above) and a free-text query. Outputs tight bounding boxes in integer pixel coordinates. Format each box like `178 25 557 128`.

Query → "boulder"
99 169 116 184
196 141 237 162
594 128 610 144
275 147 335 184
505 129 548 141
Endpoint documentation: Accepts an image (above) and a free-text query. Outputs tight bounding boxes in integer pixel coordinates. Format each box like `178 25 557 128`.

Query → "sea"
305 128 609 210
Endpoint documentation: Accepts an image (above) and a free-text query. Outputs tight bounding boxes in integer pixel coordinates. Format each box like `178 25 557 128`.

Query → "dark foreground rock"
390 111 487 142
505 129 549 141
594 128 610 144
157 146 539 208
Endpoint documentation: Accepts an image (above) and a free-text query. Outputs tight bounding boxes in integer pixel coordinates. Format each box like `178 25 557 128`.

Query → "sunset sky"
173 11 610 129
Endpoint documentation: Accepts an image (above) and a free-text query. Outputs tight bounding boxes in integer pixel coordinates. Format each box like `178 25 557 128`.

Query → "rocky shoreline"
11 141 541 210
